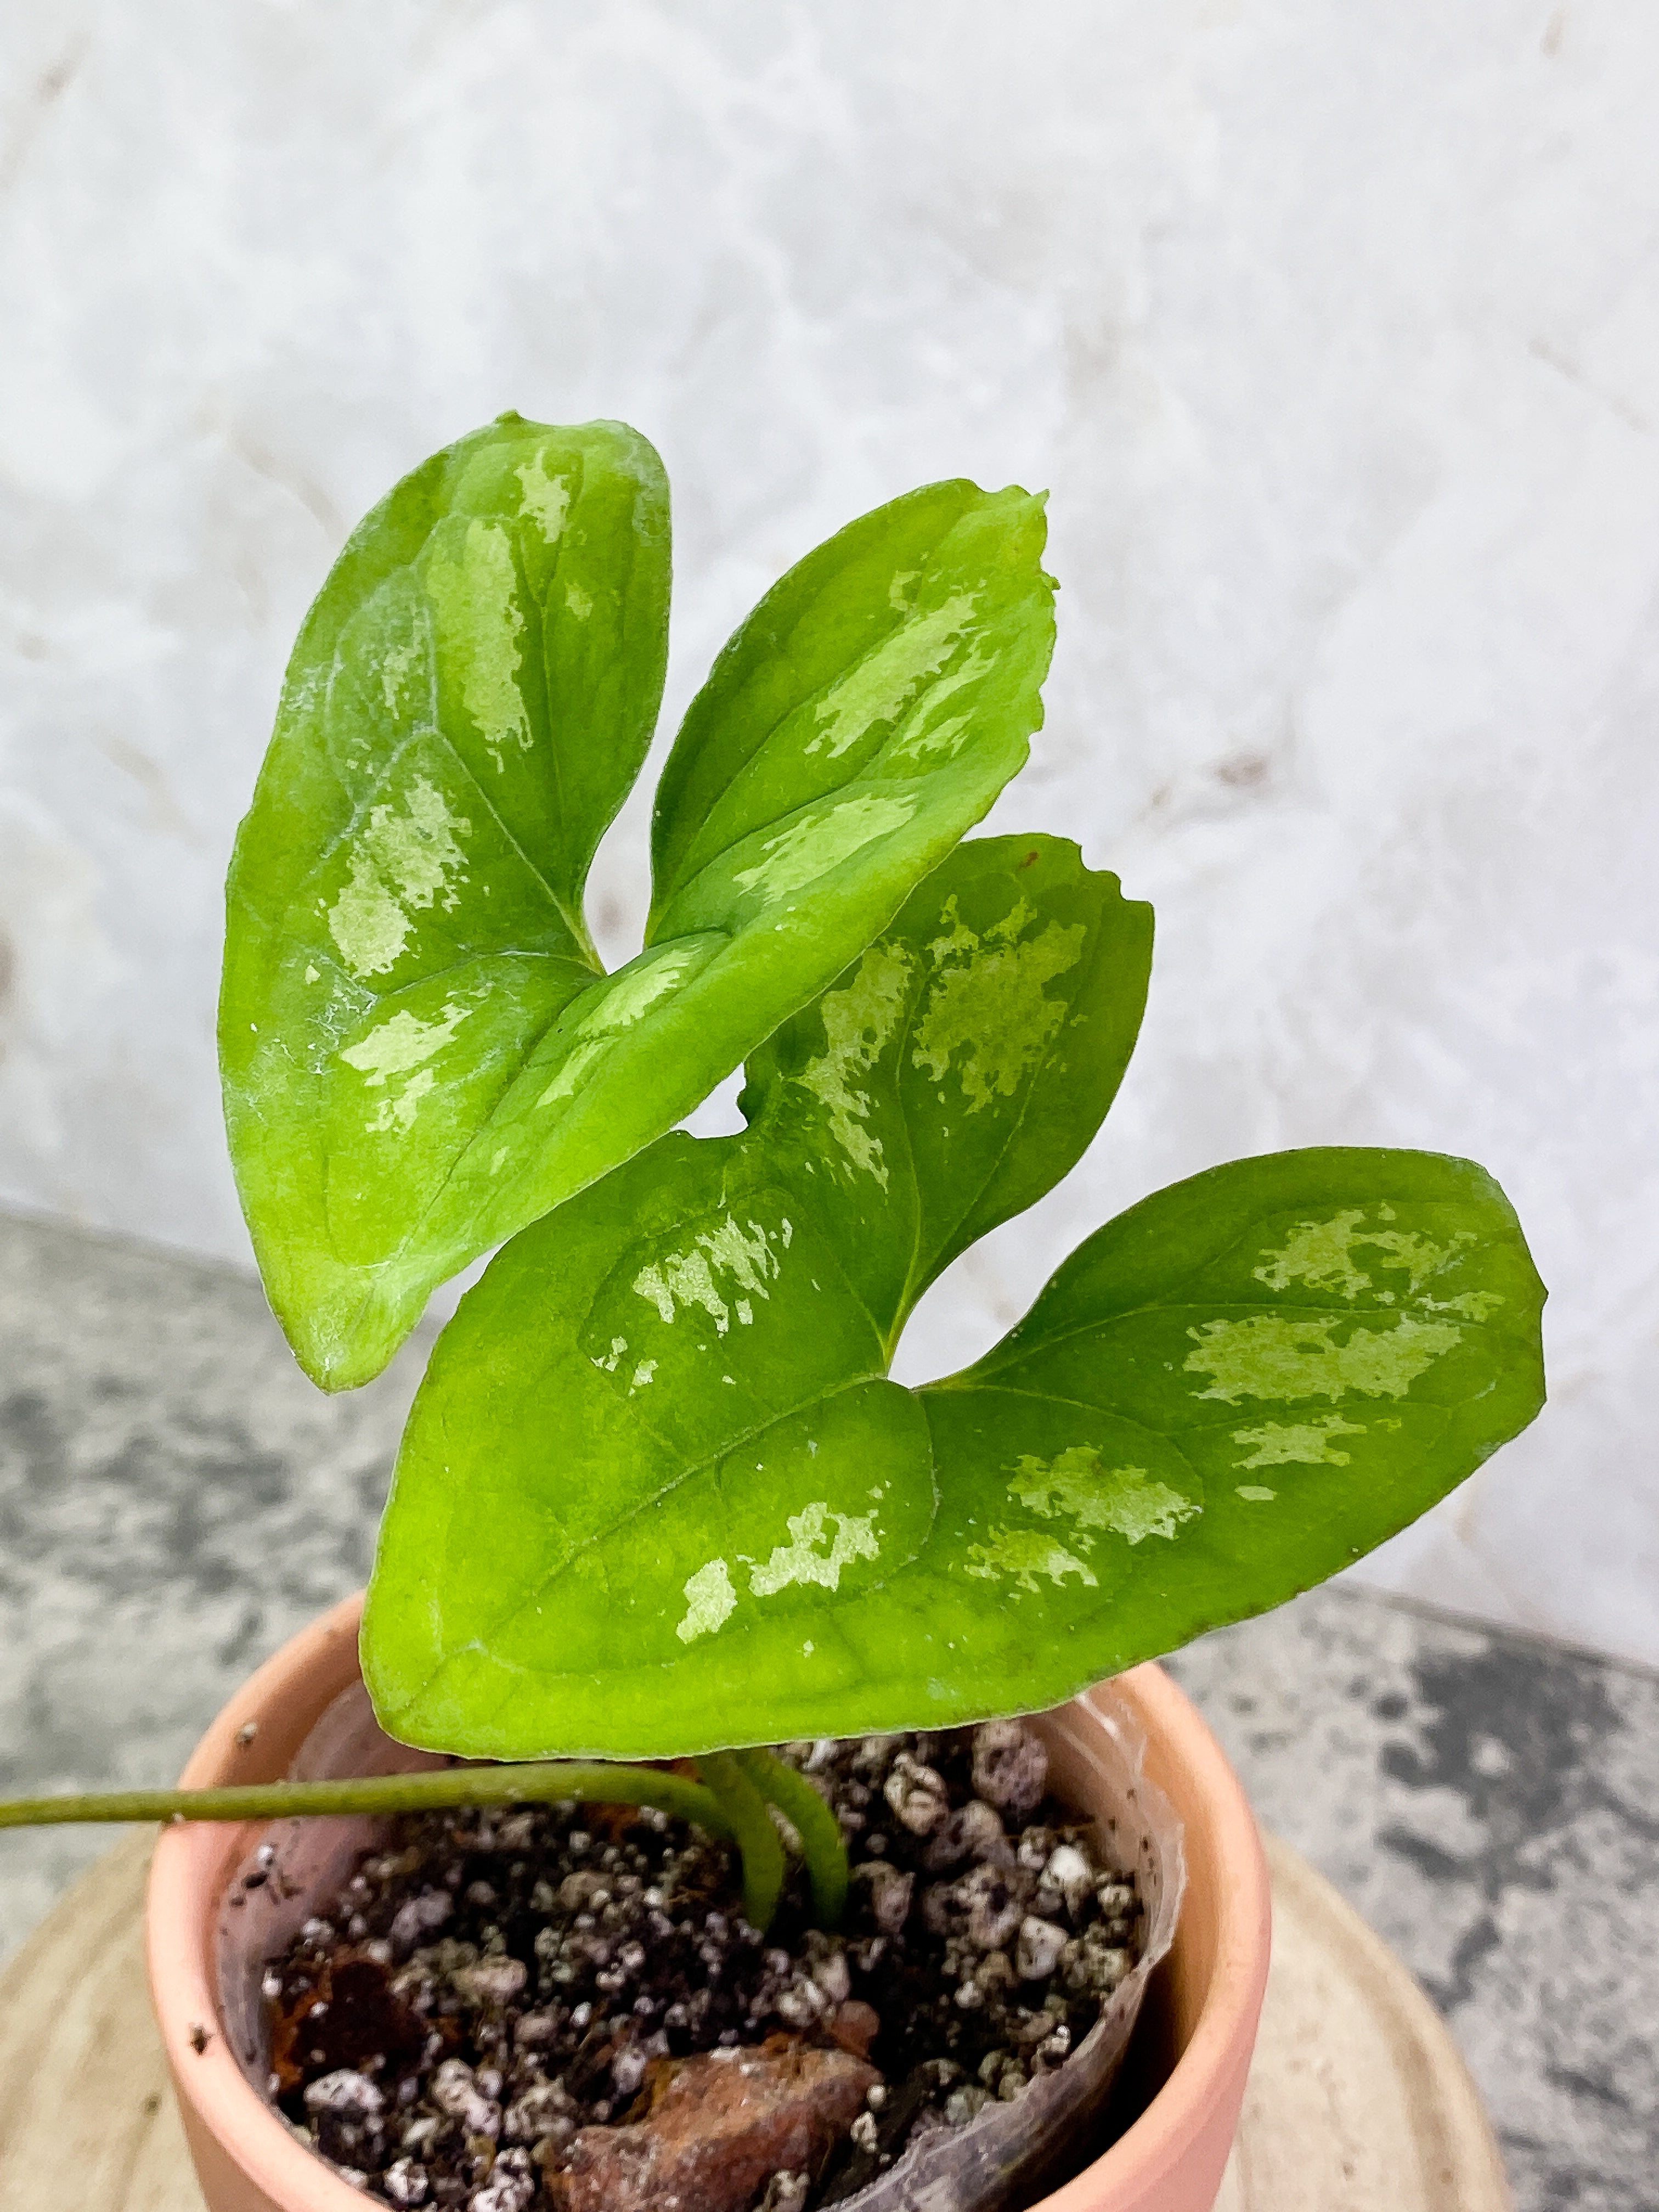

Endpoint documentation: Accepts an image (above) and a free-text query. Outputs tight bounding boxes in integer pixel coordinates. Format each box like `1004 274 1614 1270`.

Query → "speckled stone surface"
2 1204 1655 2211
1167 1596 1659 2212
0 1207 431 1959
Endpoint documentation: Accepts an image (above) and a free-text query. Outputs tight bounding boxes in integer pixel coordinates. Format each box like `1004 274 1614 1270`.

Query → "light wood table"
0 1831 1509 2210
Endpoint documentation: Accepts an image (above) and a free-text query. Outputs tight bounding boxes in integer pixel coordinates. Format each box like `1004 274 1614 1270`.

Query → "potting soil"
262 1719 1144 2212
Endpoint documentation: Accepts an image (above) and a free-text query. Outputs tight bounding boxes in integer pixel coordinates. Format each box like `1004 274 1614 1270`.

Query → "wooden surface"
0 1831 194 2210
1214 1835 1511 2212
0 1830 1509 2211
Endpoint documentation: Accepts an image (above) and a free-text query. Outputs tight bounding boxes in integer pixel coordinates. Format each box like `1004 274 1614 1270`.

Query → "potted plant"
1 417 1545 2212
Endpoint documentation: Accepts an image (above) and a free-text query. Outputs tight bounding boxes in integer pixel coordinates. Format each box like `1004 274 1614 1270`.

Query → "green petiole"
693 1751 787 1933
0 1751 853 1937
736 1748 849 1929
0 1763 733 1838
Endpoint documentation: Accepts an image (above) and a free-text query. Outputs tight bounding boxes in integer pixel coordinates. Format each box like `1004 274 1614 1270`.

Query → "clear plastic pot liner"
216 1678 444 2083
216 1681 1185 2212
839 1688 1186 2212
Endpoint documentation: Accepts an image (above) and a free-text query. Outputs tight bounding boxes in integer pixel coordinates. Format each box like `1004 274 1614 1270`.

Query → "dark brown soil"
262 1720 1143 2212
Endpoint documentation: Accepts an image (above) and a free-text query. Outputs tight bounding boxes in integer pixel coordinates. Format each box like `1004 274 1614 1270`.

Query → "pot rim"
148 1593 1270 2212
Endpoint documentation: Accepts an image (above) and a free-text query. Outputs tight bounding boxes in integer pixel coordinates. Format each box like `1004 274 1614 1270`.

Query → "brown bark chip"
270 1949 426 2092
548 2044 879 2212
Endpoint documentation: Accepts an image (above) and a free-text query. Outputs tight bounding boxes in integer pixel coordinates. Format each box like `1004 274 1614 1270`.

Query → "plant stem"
0 1763 734 1837
0 1755 848 1941
737 1748 849 1929
695 1752 786 1933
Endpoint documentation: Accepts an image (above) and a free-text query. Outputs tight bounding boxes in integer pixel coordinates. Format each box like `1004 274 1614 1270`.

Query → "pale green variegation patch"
1254 1206 1481 1304
514 449 573 543
340 1000 475 1134
1431 1290 1508 1322
340 1002 472 1085
805 594 979 759
793 943 913 1184
911 898 1086 1111
749 1503 880 1596
377 637 421 718
879 642 998 770
1253 1207 1372 1299
926 891 1014 967
325 873 404 981
730 792 919 903
962 1443 1196 1604
676 1558 736 1644
632 1214 784 1335
1184 1312 1463 1405
534 943 712 1108
964 1530 1097 1594
882 706 975 771
1231 1413 1367 1469
426 519 532 774
1008 1447 1200 1547
326 778 472 980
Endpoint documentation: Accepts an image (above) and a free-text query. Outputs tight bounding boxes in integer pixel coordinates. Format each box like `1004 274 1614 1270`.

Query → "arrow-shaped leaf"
363 836 1544 1758
908 1146 1545 1717
363 834 1152 1752
221 426 1055 1389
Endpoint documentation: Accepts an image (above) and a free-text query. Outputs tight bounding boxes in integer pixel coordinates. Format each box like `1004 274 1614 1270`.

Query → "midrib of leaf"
650 557 901 919
879 966 936 1364
511 508 595 964
924 1376 1457 1446
893 1020 1051 1351
945 1295 1513 1395
920 1379 1193 1443
652 592 1004 931
295 548 603 974
524 467 576 919
432 720 602 974
426 1368 894 1683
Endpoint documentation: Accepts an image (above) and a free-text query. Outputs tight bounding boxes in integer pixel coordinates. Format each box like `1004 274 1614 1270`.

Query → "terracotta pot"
148 1595 1271 2212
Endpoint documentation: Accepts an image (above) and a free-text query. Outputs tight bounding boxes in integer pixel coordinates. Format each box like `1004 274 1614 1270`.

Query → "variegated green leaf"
363 853 1544 1754
363 837 1155 1754
904 1149 1545 1717
221 430 1054 1389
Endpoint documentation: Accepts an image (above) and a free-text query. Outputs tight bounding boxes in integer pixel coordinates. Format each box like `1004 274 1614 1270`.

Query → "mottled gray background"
1 2 1657 1661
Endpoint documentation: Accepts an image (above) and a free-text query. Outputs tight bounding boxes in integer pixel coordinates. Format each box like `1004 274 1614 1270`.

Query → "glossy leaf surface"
363 835 1544 1757
221 426 1054 1389
362 836 1144 1752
